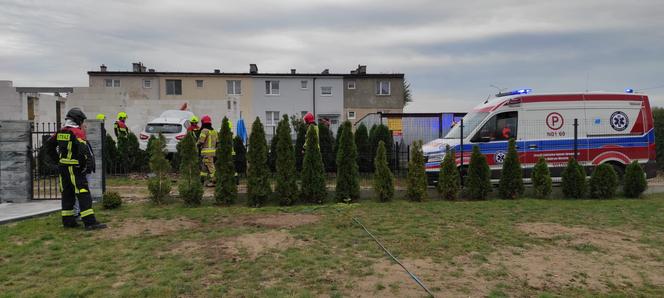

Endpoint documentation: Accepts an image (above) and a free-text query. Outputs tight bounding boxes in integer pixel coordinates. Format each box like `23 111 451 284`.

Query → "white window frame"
347 80 356 90
265 80 280 96
143 79 152 89
348 111 356 119
196 80 204 88
300 80 308 89
265 111 280 126
227 80 242 95
320 86 332 96
376 80 391 95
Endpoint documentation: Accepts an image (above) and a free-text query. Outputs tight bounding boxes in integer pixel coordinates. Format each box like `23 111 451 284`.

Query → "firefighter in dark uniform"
44 108 107 230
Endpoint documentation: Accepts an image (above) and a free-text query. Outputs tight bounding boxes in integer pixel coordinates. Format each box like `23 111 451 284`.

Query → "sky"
2 0 664 111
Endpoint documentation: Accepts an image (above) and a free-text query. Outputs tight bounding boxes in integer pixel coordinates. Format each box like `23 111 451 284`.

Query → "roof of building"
87 71 404 79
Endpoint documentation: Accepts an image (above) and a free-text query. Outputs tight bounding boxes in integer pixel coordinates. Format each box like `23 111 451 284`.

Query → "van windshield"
443 112 489 139
145 123 182 134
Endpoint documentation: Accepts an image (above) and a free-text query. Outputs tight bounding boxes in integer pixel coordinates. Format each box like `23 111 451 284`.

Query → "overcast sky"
2 0 664 111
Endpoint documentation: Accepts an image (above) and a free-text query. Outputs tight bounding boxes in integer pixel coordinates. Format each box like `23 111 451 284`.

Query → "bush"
215 117 237 205
178 133 203 206
103 133 118 174
102 191 122 209
247 117 272 207
498 139 524 199
466 145 492 200
294 121 307 171
653 107 664 170
268 133 278 172
301 124 327 203
561 158 586 199
373 141 394 202
116 135 130 173
370 124 393 169
335 121 360 203
334 123 345 161
406 140 428 202
531 157 552 199
275 115 298 205
147 135 171 204
623 161 647 198
437 146 460 200
127 132 147 172
319 124 336 172
589 163 618 199
233 135 247 175
355 123 372 173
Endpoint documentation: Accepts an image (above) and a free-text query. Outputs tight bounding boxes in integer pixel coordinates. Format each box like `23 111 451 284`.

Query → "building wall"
89 75 160 100
0 81 24 121
343 77 404 109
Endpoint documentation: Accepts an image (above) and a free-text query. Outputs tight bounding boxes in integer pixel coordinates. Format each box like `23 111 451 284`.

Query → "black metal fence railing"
30 122 60 200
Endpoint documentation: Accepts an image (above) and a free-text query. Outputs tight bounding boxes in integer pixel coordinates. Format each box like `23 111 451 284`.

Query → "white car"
138 110 194 153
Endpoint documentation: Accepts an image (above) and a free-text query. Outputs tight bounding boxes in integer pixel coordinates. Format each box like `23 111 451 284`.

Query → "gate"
30 122 61 200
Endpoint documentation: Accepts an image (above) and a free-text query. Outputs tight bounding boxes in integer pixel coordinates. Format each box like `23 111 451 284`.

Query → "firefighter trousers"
200 155 216 181
59 166 97 227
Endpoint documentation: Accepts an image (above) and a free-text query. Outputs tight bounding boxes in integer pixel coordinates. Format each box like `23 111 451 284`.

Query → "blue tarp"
236 118 247 144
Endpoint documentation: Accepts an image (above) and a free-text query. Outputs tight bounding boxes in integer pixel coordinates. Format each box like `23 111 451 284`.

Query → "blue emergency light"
625 88 634 93
496 88 533 97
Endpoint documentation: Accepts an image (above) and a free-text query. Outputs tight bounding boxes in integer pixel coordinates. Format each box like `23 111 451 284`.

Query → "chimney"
350 70 357 75
321 69 329 74
249 64 258 74
148 68 155 72
141 64 147 72
290 69 296 74
357 65 367 74
100 64 107 72
214 69 220 74
132 62 140 72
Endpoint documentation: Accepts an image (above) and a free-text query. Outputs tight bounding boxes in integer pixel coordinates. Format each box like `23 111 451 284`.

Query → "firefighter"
187 115 201 139
96 113 105 121
198 115 218 187
114 111 129 138
302 112 319 151
44 108 106 230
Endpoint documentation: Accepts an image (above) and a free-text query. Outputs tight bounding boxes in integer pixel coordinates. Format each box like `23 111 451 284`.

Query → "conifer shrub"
268 134 278 172
335 121 360 203
319 124 336 172
355 123 372 173
437 146 460 200
301 124 327 203
623 161 647 198
103 133 118 174
370 124 393 169
531 157 552 199
215 117 237 205
498 139 524 199
294 121 307 171
466 145 492 200
233 135 247 175
102 191 122 209
561 158 587 199
334 123 345 165
406 140 428 201
116 135 130 173
589 163 618 199
275 115 298 205
247 117 272 207
147 135 171 204
373 141 394 202
126 132 147 172
178 133 203 206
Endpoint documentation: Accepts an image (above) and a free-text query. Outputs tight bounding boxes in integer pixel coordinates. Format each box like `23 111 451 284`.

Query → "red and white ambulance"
422 89 657 183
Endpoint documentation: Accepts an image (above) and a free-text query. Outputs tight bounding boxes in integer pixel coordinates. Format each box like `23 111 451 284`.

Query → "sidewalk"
0 200 61 225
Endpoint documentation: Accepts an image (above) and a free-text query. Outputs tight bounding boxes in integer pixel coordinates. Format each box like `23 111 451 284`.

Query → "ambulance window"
473 111 518 142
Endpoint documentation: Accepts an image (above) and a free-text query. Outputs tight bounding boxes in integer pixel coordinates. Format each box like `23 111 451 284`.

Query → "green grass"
2 194 664 297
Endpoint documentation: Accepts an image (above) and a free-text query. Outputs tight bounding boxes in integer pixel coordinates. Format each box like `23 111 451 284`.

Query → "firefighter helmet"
96 113 106 120
303 112 315 124
191 116 199 123
117 111 128 120
66 108 87 126
201 115 212 124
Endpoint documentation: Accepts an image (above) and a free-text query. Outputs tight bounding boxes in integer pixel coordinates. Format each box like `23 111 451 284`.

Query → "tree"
531 157 552 199
334 123 345 166
589 163 618 199
319 124 336 172
127 132 146 172
466 145 491 200
355 123 372 173
653 107 664 170
247 117 272 207
498 139 524 199
103 133 118 174
370 124 393 169
335 121 360 203
437 146 460 200
268 133 278 172
178 133 203 206
406 140 428 201
301 124 327 203
373 141 394 202
294 121 307 171
147 134 171 204
403 80 413 105
215 117 237 205
623 161 647 198
561 158 586 199
116 135 130 173
233 135 247 175
275 115 298 205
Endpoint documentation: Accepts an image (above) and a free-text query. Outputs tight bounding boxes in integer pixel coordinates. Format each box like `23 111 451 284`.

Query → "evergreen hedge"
373 141 394 202
275 115 298 205
589 163 618 199
233 135 247 175
215 117 237 205
355 123 372 173
561 158 586 199
437 146 460 200
177 133 203 206
103 133 118 174
294 121 307 171
247 117 272 207
498 139 524 199
301 124 327 203
319 124 336 172
370 124 393 169
147 134 171 204
335 121 360 203
268 134 278 172
466 145 491 200
531 157 552 199
623 161 647 198
406 140 428 201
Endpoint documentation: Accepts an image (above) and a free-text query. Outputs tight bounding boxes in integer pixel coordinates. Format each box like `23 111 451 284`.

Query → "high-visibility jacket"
198 128 218 157
187 124 201 139
114 120 129 138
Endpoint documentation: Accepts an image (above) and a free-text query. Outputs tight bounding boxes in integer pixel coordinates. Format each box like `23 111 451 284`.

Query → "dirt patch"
232 213 321 229
97 218 198 239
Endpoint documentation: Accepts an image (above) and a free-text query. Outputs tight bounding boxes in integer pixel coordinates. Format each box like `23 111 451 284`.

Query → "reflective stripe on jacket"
199 128 218 156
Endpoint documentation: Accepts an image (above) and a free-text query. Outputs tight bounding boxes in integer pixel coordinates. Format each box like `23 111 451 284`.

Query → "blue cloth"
236 119 247 144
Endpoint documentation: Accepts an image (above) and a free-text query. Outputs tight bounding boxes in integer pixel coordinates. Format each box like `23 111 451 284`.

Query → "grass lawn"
2 194 664 297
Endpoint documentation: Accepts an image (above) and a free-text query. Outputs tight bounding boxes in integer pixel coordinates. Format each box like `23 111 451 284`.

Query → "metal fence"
355 112 466 146
30 122 61 200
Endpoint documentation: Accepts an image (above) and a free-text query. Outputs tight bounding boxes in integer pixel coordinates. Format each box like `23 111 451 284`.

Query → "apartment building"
344 65 405 124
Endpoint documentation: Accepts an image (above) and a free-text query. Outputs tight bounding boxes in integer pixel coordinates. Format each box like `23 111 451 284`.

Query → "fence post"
438 113 443 138
459 118 464 187
573 118 578 160
101 122 106 193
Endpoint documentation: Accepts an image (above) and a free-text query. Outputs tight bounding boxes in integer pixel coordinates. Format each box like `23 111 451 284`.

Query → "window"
321 86 332 96
227 80 241 95
166 79 182 95
143 79 152 89
472 111 518 142
376 81 391 95
196 80 204 88
105 79 120 88
348 111 356 119
347 81 356 89
227 100 231 110
301 80 308 89
145 123 183 134
266 111 280 126
265 80 280 95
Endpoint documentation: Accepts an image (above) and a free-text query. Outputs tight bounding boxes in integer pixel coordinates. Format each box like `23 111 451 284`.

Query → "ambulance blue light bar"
496 88 533 97
625 88 634 93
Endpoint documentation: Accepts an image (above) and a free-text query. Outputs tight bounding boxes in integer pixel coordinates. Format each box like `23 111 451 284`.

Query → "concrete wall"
85 120 104 200
0 81 24 121
0 121 31 203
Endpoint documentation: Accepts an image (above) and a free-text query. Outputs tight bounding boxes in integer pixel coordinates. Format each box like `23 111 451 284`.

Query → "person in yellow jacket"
198 115 218 187
114 112 129 138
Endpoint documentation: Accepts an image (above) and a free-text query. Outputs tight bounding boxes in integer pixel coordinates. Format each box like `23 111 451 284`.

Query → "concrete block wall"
0 121 31 203
85 120 104 200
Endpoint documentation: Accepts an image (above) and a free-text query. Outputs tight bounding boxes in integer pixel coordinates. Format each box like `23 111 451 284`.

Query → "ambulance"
422 89 657 183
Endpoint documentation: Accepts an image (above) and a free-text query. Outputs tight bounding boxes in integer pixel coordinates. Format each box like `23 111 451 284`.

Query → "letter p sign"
546 112 564 130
